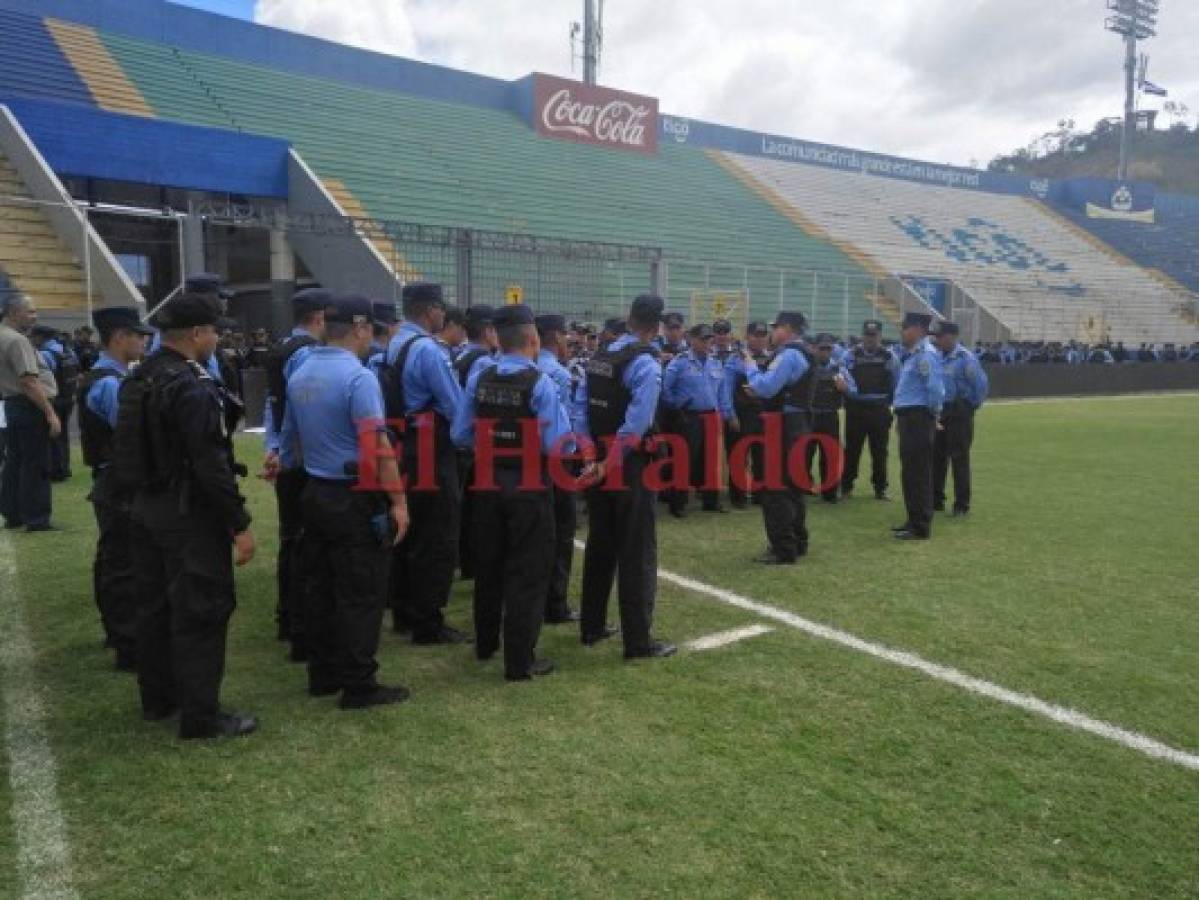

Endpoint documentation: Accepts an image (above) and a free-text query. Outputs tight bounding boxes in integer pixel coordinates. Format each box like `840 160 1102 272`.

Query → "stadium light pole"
1105 0 1160 181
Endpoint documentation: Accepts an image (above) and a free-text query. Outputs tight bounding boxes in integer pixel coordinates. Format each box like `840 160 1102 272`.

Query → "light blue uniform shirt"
84 353 128 429
452 354 574 455
664 351 732 418
280 346 387 480
264 327 320 457
535 348 583 435
940 345 988 409
365 341 387 378
385 322 462 419
576 335 662 445
745 344 810 412
893 338 945 414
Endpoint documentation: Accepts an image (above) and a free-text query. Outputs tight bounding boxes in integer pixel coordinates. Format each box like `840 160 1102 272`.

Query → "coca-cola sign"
531 74 658 154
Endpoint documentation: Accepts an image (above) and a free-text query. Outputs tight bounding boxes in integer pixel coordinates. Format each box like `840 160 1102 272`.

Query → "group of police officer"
71 273 985 740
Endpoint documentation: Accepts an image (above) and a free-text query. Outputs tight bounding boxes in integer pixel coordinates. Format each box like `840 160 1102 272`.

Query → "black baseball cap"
770 311 807 332
372 301 398 326
603 317 627 334
94 306 154 336
662 311 685 327
936 321 961 336
493 304 535 328
746 321 768 337
402 282 446 310
154 293 224 329
185 272 233 300
902 312 933 330
535 314 567 334
862 320 883 335
325 295 374 324
293 288 335 316
712 319 732 335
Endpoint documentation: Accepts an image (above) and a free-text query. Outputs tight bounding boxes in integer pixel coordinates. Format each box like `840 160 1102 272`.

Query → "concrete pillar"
181 213 206 280
270 227 296 337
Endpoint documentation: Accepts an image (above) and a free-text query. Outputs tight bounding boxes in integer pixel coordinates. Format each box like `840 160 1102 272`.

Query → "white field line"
574 538 1199 771
0 535 79 899
686 624 773 651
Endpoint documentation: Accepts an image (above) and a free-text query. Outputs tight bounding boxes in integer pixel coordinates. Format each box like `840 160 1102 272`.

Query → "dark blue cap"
662 311 685 327
936 321 960 336
371 301 398 326
747 321 768 336
493 304 535 328
93 306 154 335
185 273 232 300
770 311 807 332
862 319 883 334
689 323 714 339
902 312 933 330
402 282 445 309
712 319 732 335
466 305 495 327
816 333 837 347
155 293 224 329
535 314 567 334
325 295 374 324
293 288 335 316
603 317 627 334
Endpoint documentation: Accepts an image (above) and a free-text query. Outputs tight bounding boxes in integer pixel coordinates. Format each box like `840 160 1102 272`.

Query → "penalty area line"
573 538 1199 771
0 534 80 899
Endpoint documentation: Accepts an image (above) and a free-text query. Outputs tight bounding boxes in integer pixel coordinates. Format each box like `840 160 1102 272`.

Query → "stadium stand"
723 153 1199 344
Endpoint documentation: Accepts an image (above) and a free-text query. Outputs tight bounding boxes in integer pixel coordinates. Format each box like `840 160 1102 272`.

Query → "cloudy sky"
175 0 1198 167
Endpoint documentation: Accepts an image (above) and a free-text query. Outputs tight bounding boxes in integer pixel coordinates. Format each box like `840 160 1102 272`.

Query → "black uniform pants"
0 397 52 529
933 407 975 513
131 494 235 731
89 468 138 658
669 411 721 512
393 421 461 639
471 470 554 678
897 408 936 537
761 412 809 561
546 483 576 620
727 411 764 504
580 452 657 654
301 479 389 695
806 410 841 501
457 452 475 578
274 467 309 647
842 402 892 495
49 398 73 480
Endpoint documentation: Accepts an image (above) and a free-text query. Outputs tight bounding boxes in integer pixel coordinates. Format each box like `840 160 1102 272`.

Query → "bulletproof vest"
732 352 768 414
850 349 892 396
381 334 432 424
474 367 540 465
47 346 81 397
265 334 318 433
764 342 817 412
586 342 657 440
813 366 843 412
454 348 490 388
76 367 122 469
110 351 192 494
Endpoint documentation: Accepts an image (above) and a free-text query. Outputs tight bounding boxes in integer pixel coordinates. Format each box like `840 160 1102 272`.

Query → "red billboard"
532 73 658 155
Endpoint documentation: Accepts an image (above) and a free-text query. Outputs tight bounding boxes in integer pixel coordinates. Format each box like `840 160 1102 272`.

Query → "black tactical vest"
586 342 656 440
474 367 540 465
454 348 490 388
76 367 122 469
764 341 817 412
265 334 318 433
813 367 843 412
111 351 192 494
850 349 893 397
732 352 768 415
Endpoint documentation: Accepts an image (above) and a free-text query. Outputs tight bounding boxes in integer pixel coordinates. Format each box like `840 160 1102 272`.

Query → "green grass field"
2 394 1197 898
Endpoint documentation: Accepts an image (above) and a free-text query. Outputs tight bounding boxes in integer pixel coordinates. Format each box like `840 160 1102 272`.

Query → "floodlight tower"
582 0 603 84
1106 0 1160 180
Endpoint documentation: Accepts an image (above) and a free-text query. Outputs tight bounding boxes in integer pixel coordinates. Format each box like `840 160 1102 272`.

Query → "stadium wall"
986 364 1199 399
2 97 289 197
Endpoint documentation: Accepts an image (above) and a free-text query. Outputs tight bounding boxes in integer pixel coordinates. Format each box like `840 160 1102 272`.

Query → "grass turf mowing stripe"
0 535 79 900
574 539 1199 771
686 625 774 651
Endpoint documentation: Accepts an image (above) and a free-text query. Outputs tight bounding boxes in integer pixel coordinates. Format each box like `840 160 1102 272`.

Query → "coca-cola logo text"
531 74 659 154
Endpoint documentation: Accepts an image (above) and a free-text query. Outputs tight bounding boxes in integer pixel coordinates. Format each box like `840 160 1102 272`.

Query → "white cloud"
254 0 1199 166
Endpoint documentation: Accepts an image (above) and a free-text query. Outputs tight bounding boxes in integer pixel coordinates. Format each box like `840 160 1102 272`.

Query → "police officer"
653 312 687 363
841 320 898 501
385 282 468 644
724 321 770 508
807 334 855 504
711 318 738 364
662 323 731 515
452 304 573 680
891 313 945 541
437 307 467 361
114 292 257 739
453 305 498 388
77 307 153 671
31 325 79 481
535 313 582 624
0 294 59 532
599 317 627 348
262 288 328 658
739 311 814 565
933 322 987 517
578 294 676 659
366 300 401 378
280 295 411 709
